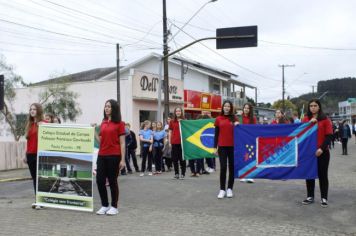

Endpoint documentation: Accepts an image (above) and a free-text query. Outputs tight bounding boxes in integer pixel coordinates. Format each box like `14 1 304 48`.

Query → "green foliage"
246 96 256 106
271 99 297 112
39 76 81 122
0 55 28 140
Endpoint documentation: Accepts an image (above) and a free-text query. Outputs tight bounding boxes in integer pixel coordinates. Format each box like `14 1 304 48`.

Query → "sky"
0 0 355 103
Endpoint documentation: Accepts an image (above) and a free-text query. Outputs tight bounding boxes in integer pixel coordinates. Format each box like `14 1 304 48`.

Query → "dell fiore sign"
132 71 183 102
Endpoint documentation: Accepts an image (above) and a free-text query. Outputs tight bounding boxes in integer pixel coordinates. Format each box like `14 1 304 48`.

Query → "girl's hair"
103 99 121 123
275 109 288 124
173 107 185 121
143 120 151 128
54 116 61 124
156 121 163 131
221 100 235 123
306 99 326 121
26 103 44 138
243 102 255 124
45 113 54 123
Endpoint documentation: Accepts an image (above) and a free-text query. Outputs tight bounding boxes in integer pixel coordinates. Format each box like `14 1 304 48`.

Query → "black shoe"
174 174 179 179
202 170 210 175
302 197 314 205
180 175 185 180
128 171 133 174
320 198 328 208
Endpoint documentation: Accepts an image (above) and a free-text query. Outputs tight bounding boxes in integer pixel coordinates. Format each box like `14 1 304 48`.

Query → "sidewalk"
0 168 31 182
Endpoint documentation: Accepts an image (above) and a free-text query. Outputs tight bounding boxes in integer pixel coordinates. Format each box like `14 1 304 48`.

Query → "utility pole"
162 0 170 120
311 85 316 95
278 64 295 111
116 44 120 105
254 87 258 106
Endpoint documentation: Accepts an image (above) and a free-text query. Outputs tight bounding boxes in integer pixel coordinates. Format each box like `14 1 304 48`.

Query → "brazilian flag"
180 119 217 160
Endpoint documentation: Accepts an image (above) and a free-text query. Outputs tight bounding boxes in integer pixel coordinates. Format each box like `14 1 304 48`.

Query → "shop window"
139 110 157 125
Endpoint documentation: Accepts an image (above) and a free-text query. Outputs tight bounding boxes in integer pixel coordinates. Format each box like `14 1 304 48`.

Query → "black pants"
154 146 163 172
189 159 203 174
341 138 348 155
172 144 186 176
96 156 120 208
141 146 152 172
127 148 139 172
26 153 37 194
218 147 234 191
163 157 172 170
306 150 330 200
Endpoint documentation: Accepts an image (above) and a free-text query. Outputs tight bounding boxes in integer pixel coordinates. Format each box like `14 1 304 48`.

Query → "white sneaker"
207 168 215 173
139 173 145 177
96 206 110 215
106 206 119 215
148 172 153 176
217 190 226 199
226 188 233 198
35 205 44 210
240 178 247 182
246 179 255 183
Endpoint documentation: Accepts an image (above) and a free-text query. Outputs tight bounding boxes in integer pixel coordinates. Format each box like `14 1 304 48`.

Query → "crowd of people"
23 98 353 215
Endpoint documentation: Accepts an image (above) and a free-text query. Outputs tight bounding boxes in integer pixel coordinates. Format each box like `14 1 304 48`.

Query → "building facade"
1 53 254 140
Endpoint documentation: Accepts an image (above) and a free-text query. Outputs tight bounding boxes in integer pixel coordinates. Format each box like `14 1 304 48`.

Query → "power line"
1 1 163 47
0 18 115 45
168 20 280 84
260 40 356 51
0 40 112 52
40 0 162 38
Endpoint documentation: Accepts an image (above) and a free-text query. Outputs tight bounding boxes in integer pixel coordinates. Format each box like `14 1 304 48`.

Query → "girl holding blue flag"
239 103 257 184
302 99 333 208
214 100 238 199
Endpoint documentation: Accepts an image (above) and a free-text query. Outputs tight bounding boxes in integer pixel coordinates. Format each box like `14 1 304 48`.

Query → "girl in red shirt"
96 99 126 215
169 107 186 179
302 99 333 207
24 103 44 209
214 100 238 199
271 109 289 124
239 103 257 184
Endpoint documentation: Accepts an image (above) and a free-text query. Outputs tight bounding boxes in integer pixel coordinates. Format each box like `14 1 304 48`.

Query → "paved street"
0 142 356 236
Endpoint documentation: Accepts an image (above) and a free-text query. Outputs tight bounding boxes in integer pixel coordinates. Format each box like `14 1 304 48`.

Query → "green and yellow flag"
180 119 217 160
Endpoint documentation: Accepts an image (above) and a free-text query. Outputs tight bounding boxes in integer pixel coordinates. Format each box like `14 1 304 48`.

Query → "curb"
0 177 32 183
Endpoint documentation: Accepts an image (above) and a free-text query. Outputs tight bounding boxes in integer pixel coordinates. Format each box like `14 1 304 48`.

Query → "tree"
1 56 81 140
39 76 81 122
271 99 297 116
0 56 28 140
246 96 256 106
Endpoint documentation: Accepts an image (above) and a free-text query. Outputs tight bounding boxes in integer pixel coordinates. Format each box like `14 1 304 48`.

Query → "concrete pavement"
0 142 355 236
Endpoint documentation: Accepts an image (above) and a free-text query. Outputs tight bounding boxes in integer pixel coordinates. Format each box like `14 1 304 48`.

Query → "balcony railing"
222 96 247 109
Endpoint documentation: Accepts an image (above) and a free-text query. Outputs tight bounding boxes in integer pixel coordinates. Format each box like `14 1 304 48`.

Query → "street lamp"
168 0 218 43
160 0 218 121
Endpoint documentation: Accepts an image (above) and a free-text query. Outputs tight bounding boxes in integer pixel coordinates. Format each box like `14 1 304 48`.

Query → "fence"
0 141 27 171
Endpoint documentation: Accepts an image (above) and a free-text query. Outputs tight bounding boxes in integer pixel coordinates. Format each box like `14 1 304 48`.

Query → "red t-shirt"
271 119 278 124
242 114 257 124
27 123 39 154
169 119 181 145
214 115 236 147
302 116 333 148
98 120 126 156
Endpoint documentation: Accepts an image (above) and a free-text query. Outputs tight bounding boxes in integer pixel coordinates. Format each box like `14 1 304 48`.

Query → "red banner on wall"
184 90 221 112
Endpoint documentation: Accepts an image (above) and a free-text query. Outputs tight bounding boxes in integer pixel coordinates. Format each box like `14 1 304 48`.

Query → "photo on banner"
234 122 318 179
36 124 94 212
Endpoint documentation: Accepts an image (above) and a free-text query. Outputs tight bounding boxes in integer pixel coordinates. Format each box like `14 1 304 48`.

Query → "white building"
338 98 356 123
1 53 254 140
